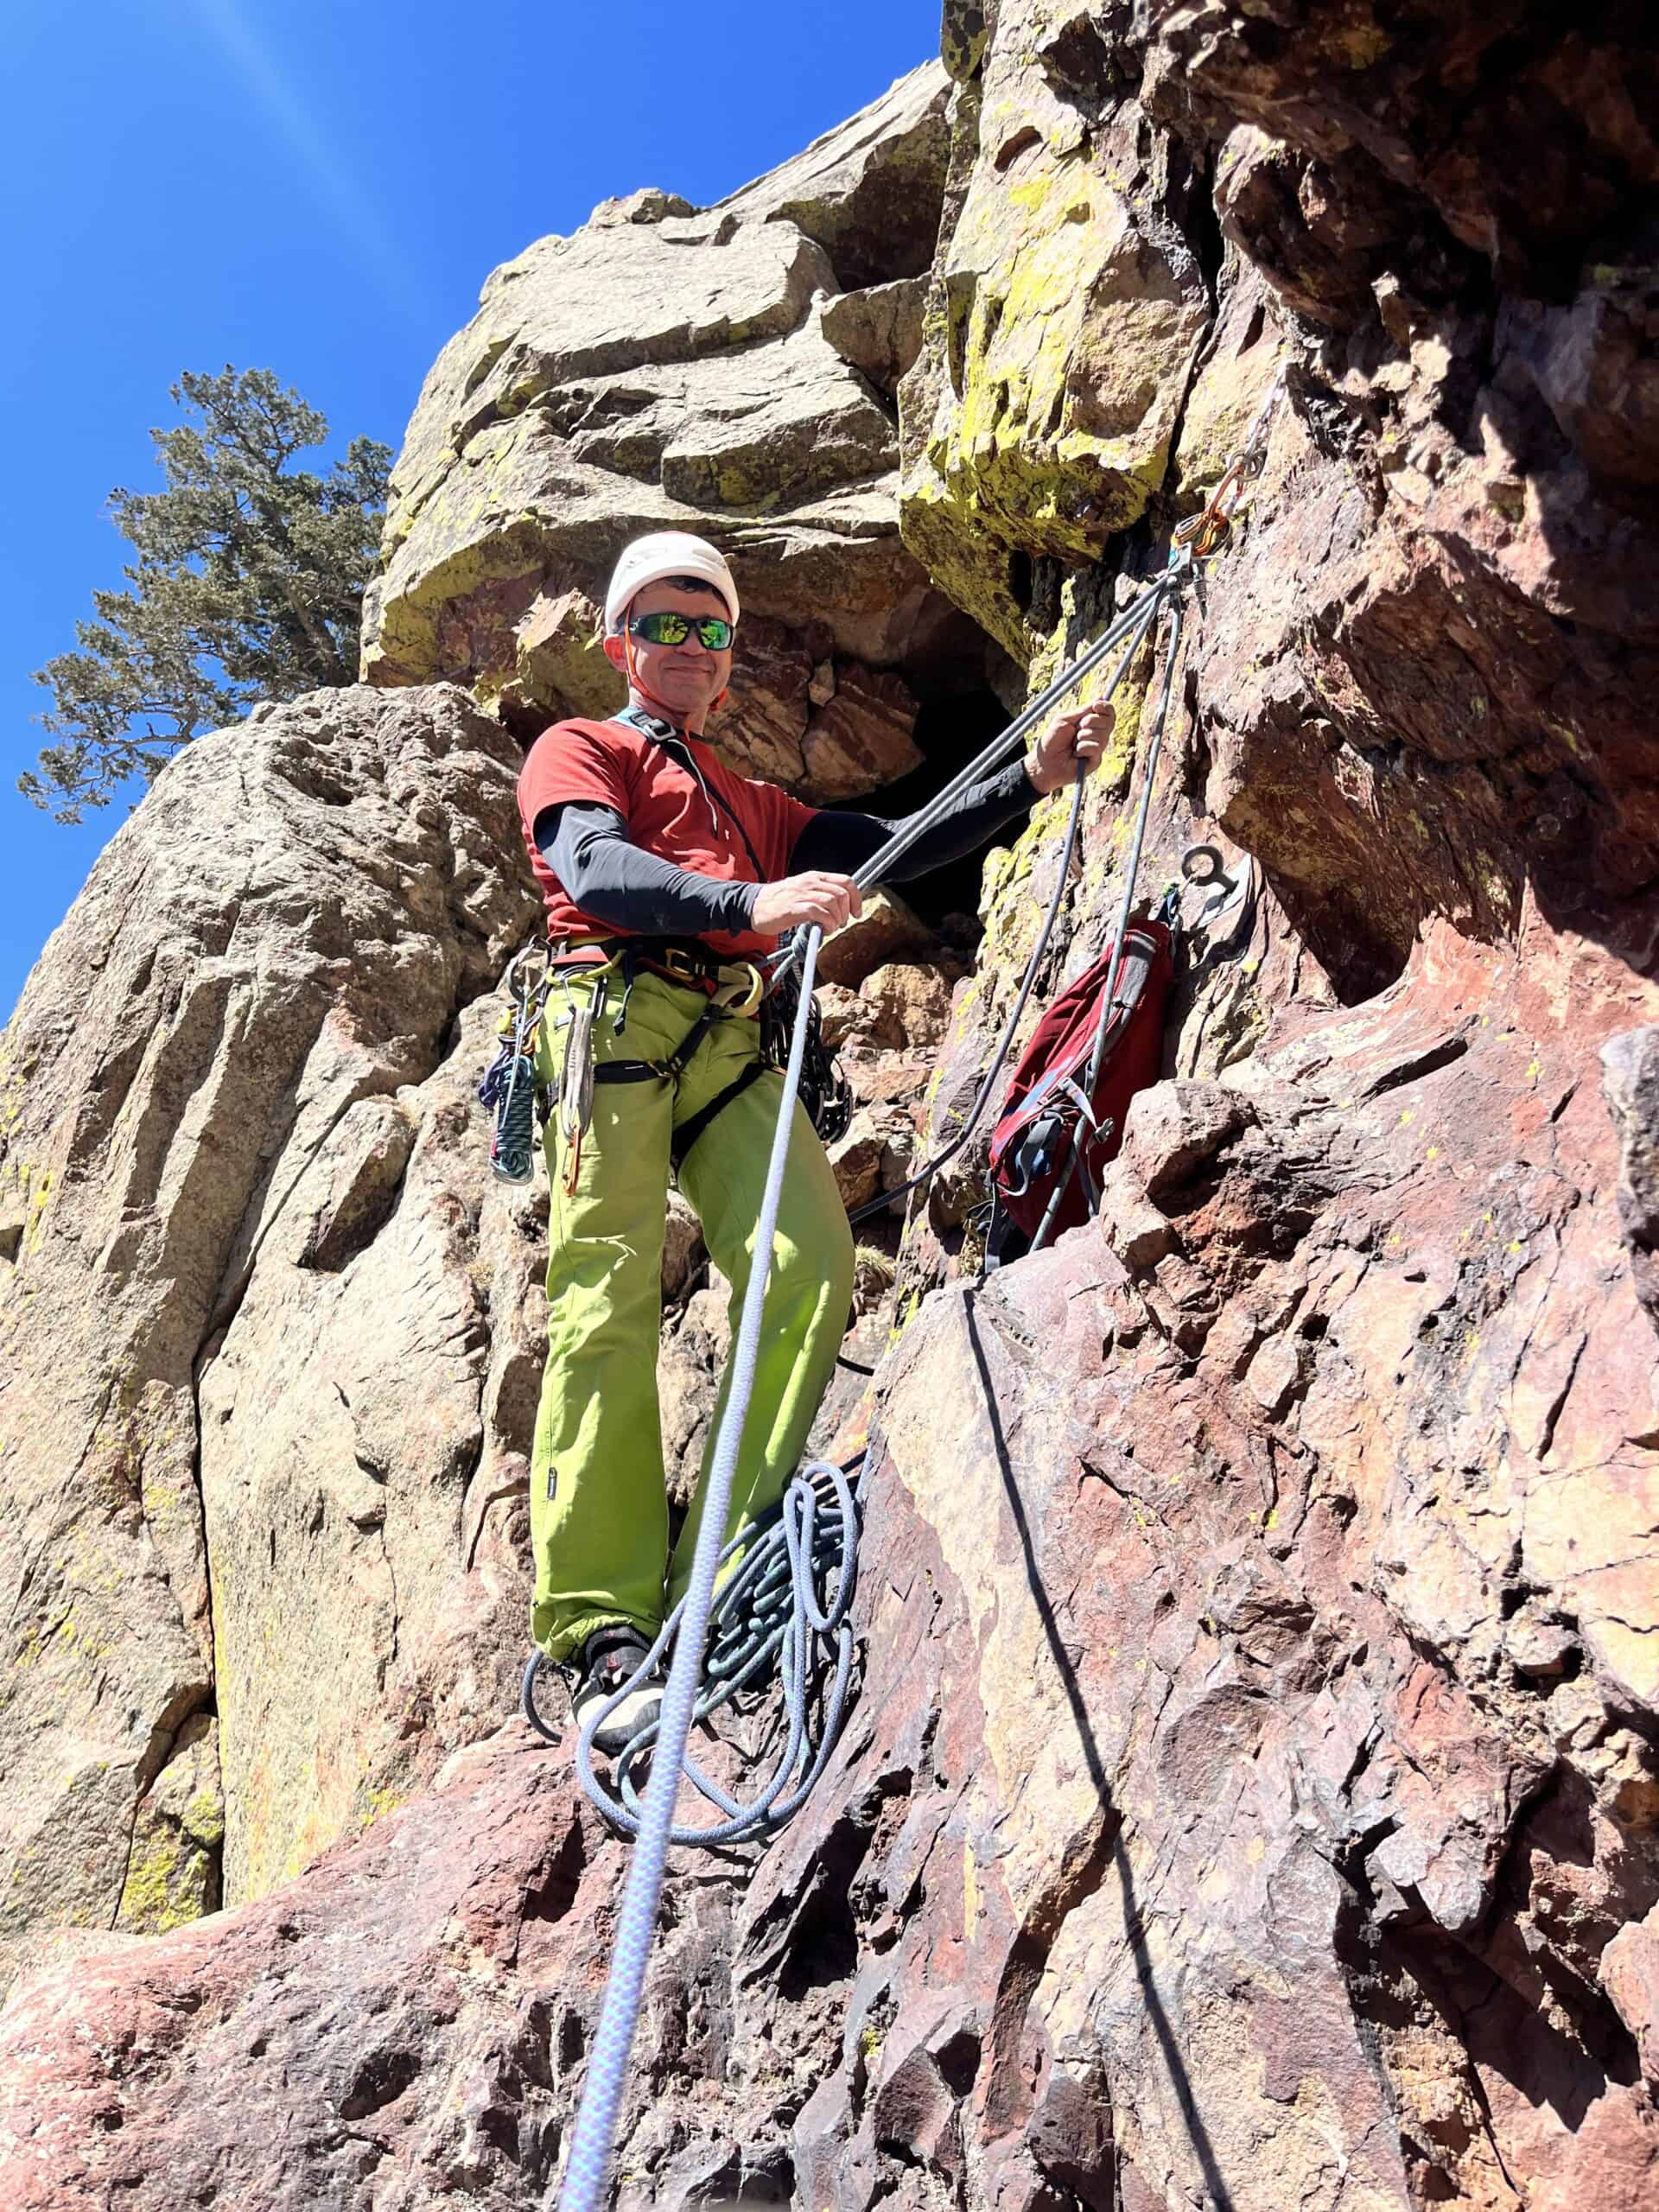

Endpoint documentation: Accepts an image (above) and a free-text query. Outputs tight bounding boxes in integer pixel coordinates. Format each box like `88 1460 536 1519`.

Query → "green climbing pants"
530 962 855 1664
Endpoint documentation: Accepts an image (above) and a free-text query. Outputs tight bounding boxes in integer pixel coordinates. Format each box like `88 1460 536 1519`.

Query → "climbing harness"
477 945 550 1185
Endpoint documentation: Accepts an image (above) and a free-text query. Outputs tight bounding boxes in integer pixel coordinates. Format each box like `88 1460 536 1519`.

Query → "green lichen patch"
115 1816 218 1935
899 99 1219 658
116 1717 224 1936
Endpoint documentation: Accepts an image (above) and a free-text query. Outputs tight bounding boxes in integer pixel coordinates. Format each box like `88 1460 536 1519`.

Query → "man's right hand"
750 872 865 936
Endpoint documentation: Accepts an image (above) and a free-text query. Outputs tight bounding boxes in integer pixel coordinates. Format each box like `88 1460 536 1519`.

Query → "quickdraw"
556 977 605 1195
1174 453 1252 556
477 944 550 1185
1173 365 1284 558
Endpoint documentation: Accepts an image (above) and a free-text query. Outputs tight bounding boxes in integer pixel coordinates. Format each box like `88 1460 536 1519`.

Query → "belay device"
764 932 851 1147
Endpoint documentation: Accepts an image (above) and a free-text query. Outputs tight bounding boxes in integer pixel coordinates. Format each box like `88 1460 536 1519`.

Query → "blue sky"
1 0 943 1020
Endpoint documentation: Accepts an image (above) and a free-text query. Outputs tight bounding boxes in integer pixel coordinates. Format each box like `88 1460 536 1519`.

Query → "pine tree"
23 367 392 823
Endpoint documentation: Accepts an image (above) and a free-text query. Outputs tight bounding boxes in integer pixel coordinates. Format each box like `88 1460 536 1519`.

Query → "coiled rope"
524 1455 862 1841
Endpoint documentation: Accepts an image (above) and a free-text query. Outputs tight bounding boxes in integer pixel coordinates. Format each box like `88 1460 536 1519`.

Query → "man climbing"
518 531 1112 1747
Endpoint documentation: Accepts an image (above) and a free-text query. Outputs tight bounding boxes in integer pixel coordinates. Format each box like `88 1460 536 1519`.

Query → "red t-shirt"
517 716 818 959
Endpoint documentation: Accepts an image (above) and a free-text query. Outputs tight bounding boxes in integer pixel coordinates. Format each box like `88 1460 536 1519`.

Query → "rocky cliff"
2 8 1657 2209
358 63 1003 802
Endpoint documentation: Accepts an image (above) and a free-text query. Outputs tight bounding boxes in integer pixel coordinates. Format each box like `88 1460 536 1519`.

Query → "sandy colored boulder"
820 276 927 399
817 887 936 988
857 961 955 1052
0 683 538 1970
359 64 991 804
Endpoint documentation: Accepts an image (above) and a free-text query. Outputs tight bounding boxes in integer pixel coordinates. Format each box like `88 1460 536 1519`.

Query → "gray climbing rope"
556 920 830 2212
849 565 1178 1227
521 1453 865 1842
1029 587 1188 1253
767 561 1196 991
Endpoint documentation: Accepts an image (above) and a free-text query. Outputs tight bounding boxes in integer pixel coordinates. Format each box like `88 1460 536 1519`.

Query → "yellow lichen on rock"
115 1715 223 1936
899 15 1211 655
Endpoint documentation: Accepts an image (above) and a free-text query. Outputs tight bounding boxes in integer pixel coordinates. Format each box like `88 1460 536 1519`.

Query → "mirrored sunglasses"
627 610 734 651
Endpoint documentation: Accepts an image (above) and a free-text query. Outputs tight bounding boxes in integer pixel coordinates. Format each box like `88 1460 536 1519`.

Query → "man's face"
606 580 734 725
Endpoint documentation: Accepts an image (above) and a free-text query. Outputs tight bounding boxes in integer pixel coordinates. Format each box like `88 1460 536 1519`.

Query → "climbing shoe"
572 1625 664 1753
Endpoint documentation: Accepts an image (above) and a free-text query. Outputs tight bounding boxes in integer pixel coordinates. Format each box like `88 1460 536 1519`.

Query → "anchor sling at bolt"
530 965 854 1664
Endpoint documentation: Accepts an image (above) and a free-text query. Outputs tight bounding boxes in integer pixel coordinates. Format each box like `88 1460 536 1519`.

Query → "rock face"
901 0 1217 652
1604 1027 1659 1332
360 62 1001 801
0 685 542 1970
3 907 1655 2212
3 7 1659 2210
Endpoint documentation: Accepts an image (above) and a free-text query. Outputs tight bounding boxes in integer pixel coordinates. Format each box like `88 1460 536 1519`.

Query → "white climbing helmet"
603 531 740 635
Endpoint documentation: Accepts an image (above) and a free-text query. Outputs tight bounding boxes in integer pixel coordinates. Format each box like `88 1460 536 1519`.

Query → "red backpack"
986 914 1174 1249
